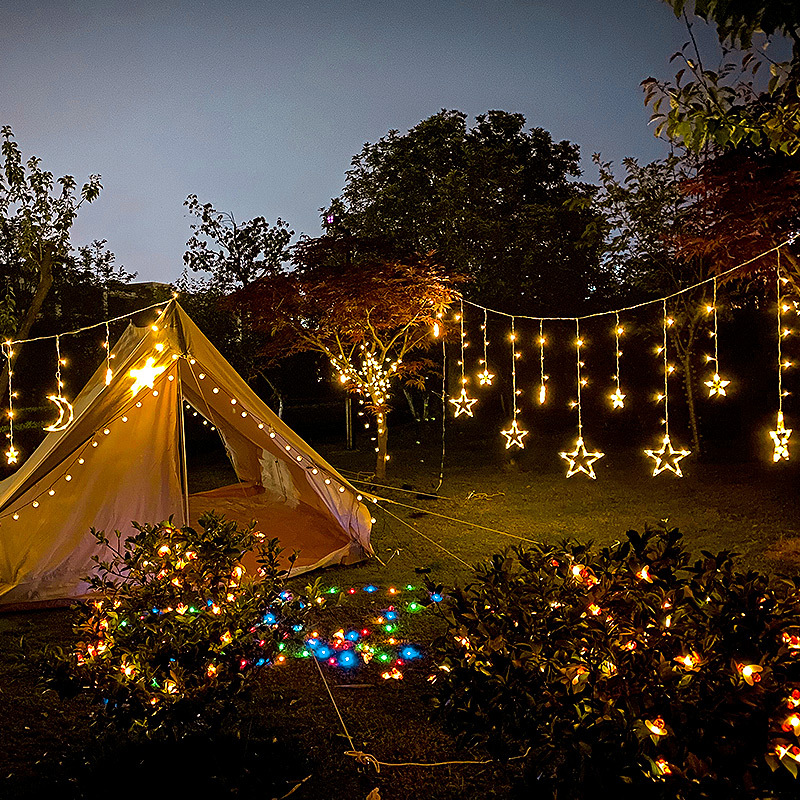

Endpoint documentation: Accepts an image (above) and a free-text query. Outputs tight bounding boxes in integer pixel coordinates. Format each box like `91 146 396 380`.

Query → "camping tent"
0 301 372 605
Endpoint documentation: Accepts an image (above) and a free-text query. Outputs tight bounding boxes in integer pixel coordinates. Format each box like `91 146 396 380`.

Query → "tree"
239 236 459 480
180 196 294 408
643 1 800 155
0 125 102 403
593 154 712 454
325 110 610 314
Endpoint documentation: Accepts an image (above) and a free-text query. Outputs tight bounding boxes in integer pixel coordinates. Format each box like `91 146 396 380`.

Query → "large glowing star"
129 357 167 395
559 437 604 479
501 419 528 450
609 389 626 409
44 394 74 432
704 372 730 397
770 410 792 462
449 387 478 417
645 435 691 477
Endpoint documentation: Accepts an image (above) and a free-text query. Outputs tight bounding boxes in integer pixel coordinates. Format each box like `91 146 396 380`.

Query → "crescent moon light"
44 394 74 432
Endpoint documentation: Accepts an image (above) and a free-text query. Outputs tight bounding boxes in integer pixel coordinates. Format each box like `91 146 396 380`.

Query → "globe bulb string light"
449 299 477 417
477 307 494 386
704 278 730 398
3 341 18 465
610 312 625 409
645 300 691 476
44 335 74 432
560 318 604 479
537 319 547 405
770 250 792 462
500 317 528 449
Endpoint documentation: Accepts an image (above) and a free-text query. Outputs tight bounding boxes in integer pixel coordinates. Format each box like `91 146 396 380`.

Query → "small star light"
129 357 167 395
560 436 604 479
645 434 691 477
5 445 19 465
770 410 792 462
609 388 626 409
704 372 730 397
449 387 478 417
477 308 494 386
477 368 494 386
501 418 528 450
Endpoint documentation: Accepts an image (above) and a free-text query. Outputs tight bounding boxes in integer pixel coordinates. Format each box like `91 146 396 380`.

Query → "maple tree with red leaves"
237 235 460 479
672 152 800 289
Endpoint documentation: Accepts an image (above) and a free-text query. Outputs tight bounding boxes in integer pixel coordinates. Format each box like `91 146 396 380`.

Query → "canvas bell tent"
0 301 372 605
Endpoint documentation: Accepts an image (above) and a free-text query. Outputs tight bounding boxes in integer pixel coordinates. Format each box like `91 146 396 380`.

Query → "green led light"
278 643 285 651
328 587 339 594
384 624 395 633
405 584 415 591
379 653 390 662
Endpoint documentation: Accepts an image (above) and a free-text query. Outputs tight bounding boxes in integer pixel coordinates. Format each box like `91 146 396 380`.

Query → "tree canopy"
324 109 609 314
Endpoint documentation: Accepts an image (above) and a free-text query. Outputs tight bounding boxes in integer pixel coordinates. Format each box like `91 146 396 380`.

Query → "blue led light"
430 592 443 602
401 646 421 660
292 624 303 631
345 630 360 642
256 658 266 667
363 585 378 593
337 650 357 667
384 610 398 621
306 637 320 648
263 612 277 625
315 646 332 659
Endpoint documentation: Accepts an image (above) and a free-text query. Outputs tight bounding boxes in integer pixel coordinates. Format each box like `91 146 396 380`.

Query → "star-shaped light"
477 368 494 386
5 446 19 465
559 436 604 479
129 357 167 395
770 410 792 462
645 435 691 477
501 418 528 450
449 387 478 417
609 389 626 409
704 372 730 397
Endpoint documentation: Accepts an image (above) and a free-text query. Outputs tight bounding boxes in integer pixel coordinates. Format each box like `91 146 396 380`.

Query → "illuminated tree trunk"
375 407 388 480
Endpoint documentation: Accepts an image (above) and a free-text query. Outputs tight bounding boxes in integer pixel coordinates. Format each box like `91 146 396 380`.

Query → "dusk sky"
1 0 718 284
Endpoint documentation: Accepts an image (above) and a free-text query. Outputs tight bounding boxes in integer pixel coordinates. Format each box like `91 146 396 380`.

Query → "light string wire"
662 299 670 436
712 277 720 374
462 235 797 322
311 646 532 773
5 299 168 345
510 316 518 418
458 298 466 389
480 307 491 383
778 250 784 415
575 318 583 437
538 319 546 404
3 342 15 463
613 311 623 406
104 322 112 386
54 335 63 400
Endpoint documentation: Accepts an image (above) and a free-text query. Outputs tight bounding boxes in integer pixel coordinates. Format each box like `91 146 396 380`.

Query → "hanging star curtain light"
501 317 527 449
610 312 625 409
477 308 494 386
537 319 547 405
449 300 477 417
645 300 691 476
770 251 792 462
44 335 74 432
3 341 17 465
704 278 730 397
560 319 604 479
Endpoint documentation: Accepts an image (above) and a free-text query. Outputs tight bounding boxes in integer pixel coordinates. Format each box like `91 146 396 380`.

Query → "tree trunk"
0 249 54 406
375 415 389 480
402 387 419 422
681 352 702 456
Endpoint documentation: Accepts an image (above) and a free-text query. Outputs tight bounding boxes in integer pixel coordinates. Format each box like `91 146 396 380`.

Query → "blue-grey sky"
1 0 716 283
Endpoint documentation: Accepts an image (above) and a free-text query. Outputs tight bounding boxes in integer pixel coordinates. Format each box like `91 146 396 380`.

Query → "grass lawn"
1 420 798 799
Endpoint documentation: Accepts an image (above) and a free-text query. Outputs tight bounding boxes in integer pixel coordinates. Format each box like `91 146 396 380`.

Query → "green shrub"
48 512 303 738
429 523 800 799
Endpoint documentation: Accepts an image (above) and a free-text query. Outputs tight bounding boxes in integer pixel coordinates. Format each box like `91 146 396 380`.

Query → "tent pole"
177 371 191 526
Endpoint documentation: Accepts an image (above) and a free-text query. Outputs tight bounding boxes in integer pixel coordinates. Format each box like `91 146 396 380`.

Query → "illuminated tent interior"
0 301 373 605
